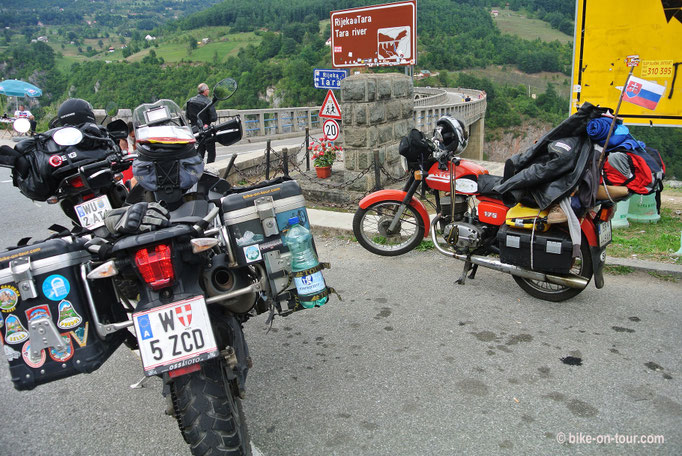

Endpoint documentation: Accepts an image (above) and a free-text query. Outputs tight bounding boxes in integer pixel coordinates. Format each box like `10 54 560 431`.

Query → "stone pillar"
464 116 484 160
340 74 414 190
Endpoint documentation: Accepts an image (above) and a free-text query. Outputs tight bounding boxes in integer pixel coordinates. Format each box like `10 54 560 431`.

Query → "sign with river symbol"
330 0 416 68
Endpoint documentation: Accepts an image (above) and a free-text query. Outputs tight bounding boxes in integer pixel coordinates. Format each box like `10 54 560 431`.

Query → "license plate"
74 195 112 230
132 296 219 376
598 220 612 247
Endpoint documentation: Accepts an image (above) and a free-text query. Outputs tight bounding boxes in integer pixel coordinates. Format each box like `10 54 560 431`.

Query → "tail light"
69 176 85 188
134 244 174 290
599 205 616 222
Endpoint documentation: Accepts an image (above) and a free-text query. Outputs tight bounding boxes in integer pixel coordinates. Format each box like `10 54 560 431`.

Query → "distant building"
491 10 499 17
108 47 115 52
37 36 48 43
201 38 209 44
325 38 332 47
145 35 156 41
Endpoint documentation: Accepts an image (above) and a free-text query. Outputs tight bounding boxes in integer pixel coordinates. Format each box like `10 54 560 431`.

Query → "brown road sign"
330 0 416 68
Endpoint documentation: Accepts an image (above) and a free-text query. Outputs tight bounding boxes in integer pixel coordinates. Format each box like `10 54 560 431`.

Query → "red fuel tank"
425 159 489 193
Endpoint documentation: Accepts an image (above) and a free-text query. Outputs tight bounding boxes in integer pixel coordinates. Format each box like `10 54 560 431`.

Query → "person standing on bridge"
186 83 217 163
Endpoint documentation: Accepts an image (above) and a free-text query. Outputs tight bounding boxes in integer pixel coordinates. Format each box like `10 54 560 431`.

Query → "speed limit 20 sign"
323 119 340 141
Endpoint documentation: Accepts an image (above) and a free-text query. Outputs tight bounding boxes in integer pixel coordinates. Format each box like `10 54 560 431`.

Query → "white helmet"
436 116 468 154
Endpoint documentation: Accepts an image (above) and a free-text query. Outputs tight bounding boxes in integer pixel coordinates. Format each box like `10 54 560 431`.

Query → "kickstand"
130 376 150 389
468 264 479 280
456 260 473 285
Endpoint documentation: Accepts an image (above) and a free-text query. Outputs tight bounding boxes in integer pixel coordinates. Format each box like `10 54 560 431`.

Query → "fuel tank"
425 159 489 193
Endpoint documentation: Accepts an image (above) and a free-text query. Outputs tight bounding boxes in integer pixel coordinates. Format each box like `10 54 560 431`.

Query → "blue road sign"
314 69 349 90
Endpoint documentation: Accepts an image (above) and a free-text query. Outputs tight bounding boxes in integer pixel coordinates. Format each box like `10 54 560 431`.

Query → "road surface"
0 168 679 455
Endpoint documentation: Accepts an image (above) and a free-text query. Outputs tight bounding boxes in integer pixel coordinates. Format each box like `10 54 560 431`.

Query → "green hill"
492 8 573 43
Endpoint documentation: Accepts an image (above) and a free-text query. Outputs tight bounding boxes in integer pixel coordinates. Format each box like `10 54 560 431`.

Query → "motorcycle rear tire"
353 201 425 256
512 238 593 302
170 358 251 456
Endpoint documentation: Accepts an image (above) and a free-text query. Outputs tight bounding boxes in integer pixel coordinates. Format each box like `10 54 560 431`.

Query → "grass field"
129 32 260 63
492 8 573 43
608 192 682 264
49 27 261 70
457 66 571 98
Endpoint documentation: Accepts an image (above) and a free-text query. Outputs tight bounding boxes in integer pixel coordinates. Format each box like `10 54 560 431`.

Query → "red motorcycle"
353 111 622 302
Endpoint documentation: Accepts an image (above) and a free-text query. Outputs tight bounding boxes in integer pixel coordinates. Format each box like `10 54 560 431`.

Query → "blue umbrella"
0 79 43 97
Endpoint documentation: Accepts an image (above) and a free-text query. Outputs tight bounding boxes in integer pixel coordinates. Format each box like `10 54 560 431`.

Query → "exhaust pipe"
429 219 589 290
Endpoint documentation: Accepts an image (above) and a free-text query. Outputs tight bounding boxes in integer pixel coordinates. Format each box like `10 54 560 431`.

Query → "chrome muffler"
429 219 589 290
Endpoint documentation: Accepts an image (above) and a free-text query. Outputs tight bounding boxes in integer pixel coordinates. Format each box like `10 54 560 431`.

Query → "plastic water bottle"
284 216 327 308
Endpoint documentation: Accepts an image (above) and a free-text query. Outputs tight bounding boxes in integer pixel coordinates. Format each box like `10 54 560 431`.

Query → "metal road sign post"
314 69 349 90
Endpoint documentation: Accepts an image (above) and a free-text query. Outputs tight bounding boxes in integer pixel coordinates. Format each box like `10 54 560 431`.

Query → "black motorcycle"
2 109 132 231
0 78 330 456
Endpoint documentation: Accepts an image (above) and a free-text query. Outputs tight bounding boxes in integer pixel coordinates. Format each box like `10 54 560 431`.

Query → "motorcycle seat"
169 199 213 224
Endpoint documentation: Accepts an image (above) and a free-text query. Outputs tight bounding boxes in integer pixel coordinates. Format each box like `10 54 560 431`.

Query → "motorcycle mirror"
101 101 119 125
105 101 118 118
212 78 237 101
106 118 128 140
13 118 30 134
53 127 84 146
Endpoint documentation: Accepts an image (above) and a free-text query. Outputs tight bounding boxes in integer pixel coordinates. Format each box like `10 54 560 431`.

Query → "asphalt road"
0 168 680 455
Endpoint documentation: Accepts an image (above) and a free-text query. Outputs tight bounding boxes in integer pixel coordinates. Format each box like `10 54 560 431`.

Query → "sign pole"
598 65 635 170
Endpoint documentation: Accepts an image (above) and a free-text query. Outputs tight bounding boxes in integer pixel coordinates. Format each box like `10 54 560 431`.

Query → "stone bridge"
100 77 486 163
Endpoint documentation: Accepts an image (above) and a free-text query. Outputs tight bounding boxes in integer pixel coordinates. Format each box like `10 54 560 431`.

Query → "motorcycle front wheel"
353 200 425 256
512 239 593 302
170 358 251 456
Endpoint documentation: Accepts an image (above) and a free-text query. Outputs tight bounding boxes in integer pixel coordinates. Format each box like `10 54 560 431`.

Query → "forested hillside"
1 0 679 177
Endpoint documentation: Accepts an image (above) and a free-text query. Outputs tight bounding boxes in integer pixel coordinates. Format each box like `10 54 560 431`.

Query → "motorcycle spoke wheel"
513 239 593 302
353 201 425 256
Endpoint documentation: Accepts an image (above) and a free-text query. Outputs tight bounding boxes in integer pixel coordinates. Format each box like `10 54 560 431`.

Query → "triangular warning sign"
319 90 342 120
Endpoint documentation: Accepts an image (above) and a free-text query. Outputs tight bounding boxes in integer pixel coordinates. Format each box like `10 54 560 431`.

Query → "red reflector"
69 176 85 188
134 244 174 290
48 155 63 167
600 206 615 221
168 363 202 378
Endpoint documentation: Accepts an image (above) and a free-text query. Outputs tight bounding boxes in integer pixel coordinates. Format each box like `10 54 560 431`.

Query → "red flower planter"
315 166 332 179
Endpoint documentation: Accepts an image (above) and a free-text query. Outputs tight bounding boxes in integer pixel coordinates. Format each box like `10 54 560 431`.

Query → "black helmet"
436 116 468 154
57 98 95 126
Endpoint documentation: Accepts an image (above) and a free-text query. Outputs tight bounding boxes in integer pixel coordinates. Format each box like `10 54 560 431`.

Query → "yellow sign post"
571 0 682 126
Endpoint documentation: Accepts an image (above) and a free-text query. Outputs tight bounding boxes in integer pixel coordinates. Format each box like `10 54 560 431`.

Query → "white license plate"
74 195 113 230
133 296 219 376
598 220 612 247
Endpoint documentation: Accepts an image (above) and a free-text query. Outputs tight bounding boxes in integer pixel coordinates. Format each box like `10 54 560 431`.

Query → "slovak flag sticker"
175 304 192 327
624 76 665 111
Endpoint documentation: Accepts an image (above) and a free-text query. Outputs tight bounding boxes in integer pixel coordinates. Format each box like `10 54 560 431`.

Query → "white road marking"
1 179 12 183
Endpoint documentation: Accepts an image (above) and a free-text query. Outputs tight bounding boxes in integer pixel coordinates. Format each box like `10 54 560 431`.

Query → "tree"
187 36 197 54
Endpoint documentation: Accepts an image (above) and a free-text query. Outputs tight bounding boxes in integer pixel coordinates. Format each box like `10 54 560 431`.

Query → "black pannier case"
497 225 574 274
0 237 126 390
